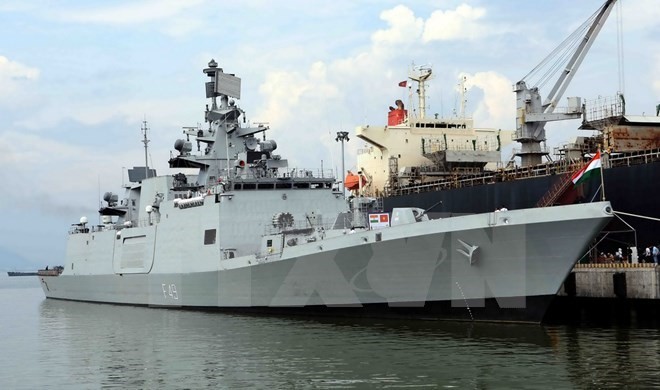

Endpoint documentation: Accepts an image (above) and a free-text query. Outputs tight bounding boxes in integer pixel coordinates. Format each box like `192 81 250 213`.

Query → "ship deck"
388 148 660 197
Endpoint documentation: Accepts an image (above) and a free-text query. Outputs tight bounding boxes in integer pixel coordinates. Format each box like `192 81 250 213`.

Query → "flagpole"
600 149 606 201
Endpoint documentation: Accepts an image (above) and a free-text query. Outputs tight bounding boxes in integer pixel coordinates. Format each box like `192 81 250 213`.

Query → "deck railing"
388 148 660 197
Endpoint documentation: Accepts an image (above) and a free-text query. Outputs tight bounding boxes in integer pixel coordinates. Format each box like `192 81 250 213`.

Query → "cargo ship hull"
384 160 660 255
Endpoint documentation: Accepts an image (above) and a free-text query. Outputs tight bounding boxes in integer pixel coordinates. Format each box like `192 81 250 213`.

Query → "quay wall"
559 264 660 299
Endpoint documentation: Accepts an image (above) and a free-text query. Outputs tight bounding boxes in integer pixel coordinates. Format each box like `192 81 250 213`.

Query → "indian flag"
572 150 602 185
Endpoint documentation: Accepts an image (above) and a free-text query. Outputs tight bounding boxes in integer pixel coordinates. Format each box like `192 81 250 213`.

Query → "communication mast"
141 119 150 179
409 65 433 120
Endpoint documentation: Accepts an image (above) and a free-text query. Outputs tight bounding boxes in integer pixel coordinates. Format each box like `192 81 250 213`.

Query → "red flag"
398 80 407 87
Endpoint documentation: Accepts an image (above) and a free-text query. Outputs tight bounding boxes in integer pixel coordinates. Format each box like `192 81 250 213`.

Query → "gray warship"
38 60 613 323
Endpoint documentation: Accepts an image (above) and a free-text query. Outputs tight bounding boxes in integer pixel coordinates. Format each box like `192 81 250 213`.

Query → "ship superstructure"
356 66 512 196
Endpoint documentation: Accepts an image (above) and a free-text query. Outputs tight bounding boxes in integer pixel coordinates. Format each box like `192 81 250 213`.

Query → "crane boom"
513 0 618 167
543 0 617 112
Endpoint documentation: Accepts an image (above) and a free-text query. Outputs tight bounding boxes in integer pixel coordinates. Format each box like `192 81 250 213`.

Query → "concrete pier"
546 264 660 325
559 263 659 299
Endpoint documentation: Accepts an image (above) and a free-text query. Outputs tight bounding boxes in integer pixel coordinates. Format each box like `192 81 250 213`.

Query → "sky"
0 0 658 268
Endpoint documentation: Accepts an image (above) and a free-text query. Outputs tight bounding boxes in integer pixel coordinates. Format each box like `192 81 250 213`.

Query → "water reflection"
37 299 660 389
560 325 660 388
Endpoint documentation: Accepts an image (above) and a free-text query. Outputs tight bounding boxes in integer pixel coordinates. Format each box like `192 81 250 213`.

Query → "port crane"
514 0 617 167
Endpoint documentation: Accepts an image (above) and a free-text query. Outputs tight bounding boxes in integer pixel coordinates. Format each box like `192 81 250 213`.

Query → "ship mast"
409 66 432 120
459 75 467 121
141 119 150 179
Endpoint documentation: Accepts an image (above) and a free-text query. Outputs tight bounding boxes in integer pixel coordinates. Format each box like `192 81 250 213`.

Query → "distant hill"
0 247 40 272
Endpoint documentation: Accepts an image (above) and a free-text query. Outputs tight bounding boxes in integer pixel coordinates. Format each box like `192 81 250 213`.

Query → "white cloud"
423 4 487 42
0 56 39 106
0 130 121 182
461 71 515 130
0 56 39 81
0 1 36 12
621 0 660 31
257 62 344 126
372 3 507 48
55 0 205 25
653 53 660 97
371 5 424 46
257 70 313 126
0 129 178 216
254 61 349 168
15 95 199 133
0 130 112 208
161 16 205 38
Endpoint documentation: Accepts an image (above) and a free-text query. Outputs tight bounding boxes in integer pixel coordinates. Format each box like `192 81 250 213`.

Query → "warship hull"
40 202 612 323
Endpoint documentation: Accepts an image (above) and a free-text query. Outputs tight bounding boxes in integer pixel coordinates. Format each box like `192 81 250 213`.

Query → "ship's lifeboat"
345 171 367 191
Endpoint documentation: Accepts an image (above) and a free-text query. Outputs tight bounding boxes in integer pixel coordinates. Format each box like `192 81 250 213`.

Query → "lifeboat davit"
345 171 367 191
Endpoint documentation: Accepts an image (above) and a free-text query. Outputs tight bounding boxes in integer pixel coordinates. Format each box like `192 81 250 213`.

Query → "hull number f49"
162 283 179 300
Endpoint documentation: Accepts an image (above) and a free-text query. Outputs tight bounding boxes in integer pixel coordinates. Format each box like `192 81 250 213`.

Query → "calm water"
1 275 659 389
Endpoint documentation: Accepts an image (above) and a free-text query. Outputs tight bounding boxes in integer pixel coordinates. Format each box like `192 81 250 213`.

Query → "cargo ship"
352 0 659 258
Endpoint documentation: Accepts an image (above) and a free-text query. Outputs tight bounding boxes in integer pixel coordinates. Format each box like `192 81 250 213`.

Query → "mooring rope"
613 211 660 223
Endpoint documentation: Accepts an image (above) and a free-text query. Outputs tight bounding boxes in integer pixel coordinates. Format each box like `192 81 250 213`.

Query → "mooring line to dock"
455 282 474 321
613 211 660 222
